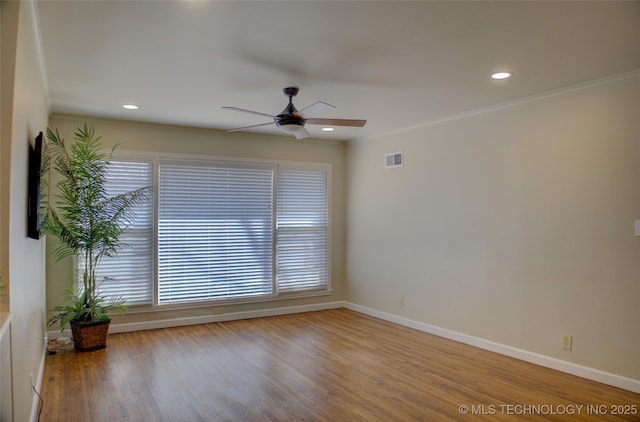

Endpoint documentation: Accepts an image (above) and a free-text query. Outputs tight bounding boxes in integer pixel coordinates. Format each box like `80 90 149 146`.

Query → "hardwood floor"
40 308 640 421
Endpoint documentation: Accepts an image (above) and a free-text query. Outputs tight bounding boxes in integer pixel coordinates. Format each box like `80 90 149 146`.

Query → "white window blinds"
157 161 275 304
277 167 329 291
96 159 154 305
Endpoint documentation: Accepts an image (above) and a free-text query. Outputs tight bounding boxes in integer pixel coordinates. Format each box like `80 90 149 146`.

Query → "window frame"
75 154 157 306
102 151 332 313
276 161 332 294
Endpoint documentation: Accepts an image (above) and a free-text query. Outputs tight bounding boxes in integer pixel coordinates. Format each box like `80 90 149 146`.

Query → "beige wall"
1 1 50 421
46 115 347 326
346 73 640 380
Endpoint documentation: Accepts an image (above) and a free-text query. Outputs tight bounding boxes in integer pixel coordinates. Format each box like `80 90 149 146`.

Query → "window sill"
123 288 334 315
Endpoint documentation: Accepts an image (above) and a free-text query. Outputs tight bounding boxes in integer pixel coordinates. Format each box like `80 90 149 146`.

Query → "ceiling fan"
223 87 366 140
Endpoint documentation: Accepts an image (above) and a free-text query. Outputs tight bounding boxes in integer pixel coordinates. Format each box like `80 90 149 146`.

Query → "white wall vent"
385 151 403 169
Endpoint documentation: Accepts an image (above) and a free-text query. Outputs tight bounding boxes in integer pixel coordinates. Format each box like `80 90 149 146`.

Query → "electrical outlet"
213 307 225 315
399 296 405 307
562 335 573 351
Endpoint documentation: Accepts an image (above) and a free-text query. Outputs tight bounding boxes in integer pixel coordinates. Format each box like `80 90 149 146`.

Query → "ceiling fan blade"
294 127 312 140
227 121 276 133
222 106 275 119
306 118 367 127
299 101 335 118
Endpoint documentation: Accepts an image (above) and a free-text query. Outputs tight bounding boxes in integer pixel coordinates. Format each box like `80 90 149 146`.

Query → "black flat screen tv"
27 131 43 239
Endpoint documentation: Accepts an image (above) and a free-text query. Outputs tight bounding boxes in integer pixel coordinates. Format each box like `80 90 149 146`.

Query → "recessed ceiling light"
322 127 334 132
122 104 139 110
491 72 512 80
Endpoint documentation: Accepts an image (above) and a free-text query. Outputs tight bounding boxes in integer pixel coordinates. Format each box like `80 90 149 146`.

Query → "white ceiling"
35 1 640 141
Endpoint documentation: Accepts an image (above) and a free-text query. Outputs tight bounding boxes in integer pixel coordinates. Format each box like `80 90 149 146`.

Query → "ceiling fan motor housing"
276 111 305 128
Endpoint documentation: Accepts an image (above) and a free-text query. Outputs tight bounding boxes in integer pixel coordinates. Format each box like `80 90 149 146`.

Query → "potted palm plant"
45 123 149 351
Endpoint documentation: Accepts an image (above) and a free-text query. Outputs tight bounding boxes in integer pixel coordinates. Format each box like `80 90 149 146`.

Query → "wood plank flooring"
39 308 640 421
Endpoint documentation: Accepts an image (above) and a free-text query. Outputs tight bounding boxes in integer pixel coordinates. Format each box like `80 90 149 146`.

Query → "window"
95 155 330 308
277 167 329 291
96 159 154 305
157 161 275 304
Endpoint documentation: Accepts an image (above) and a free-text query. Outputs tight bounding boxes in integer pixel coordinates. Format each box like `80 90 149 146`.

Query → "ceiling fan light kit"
223 87 366 140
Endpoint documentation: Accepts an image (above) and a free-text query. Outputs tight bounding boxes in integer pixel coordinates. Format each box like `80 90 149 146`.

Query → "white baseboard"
47 301 347 338
344 302 640 394
29 340 47 422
